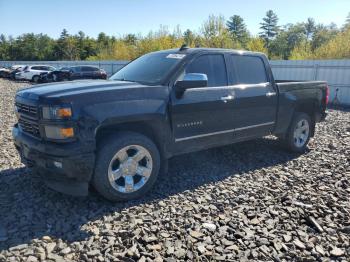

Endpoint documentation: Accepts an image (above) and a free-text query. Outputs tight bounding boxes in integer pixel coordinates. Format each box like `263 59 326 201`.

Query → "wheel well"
95 121 166 156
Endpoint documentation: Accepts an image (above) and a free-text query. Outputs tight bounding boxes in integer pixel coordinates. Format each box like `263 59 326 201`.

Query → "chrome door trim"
175 121 275 142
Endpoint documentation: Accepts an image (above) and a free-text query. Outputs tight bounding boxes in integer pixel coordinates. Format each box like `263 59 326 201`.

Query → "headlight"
44 126 74 140
42 106 72 119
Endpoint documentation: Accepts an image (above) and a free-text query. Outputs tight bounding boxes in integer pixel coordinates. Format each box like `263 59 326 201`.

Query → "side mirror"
174 73 208 98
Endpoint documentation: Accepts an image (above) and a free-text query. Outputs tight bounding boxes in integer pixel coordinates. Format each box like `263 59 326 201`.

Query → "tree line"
0 11 349 61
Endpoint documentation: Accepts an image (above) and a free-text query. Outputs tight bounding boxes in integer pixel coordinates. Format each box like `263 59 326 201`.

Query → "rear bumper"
13 124 95 196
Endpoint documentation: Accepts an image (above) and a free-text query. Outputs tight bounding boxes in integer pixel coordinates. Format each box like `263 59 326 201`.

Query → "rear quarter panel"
274 81 327 134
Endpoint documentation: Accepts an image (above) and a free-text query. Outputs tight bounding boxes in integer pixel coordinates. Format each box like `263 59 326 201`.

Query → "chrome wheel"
293 119 310 147
108 145 153 193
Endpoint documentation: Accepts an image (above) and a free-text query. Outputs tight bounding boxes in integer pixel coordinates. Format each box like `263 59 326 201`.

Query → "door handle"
266 92 276 97
221 95 234 102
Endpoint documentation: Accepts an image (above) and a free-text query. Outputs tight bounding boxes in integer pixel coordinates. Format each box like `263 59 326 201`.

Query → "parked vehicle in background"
15 65 56 83
40 66 107 82
0 67 11 78
39 67 70 83
12 47 328 201
9 66 26 80
0 65 26 78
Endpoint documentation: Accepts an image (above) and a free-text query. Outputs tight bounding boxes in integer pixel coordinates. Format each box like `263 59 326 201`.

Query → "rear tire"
281 112 313 153
92 132 160 201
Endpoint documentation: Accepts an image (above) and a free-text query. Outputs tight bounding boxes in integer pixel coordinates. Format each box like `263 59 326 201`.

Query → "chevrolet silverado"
13 47 328 201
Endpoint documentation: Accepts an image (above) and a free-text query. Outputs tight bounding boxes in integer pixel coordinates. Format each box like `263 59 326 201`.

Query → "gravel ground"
0 78 349 262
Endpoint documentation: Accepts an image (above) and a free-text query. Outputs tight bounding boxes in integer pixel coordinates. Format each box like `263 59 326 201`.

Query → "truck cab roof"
152 47 266 57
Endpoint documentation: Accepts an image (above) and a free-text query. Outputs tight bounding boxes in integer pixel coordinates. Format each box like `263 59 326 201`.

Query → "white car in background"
15 65 56 82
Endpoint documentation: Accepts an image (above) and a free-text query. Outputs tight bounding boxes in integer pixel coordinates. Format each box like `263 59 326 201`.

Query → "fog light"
53 161 62 168
44 126 74 140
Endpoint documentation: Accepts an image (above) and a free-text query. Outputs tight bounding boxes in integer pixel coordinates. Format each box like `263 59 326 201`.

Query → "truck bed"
276 80 327 92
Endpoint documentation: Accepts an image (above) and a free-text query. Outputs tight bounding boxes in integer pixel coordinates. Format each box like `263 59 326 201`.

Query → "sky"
0 0 349 38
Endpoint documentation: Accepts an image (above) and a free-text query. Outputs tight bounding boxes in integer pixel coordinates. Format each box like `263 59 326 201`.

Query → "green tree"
246 37 267 54
290 41 313 60
0 34 10 60
259 10 279 55
183 29 195 46
304 18 316 40
201 15 232 48
226 15 249 46
75 31 97 60
312 26 350 59
54 29 80 60
7 33 55 60
270 23 307 59
311 23 339 50
343 12 350 30
124 34 137 45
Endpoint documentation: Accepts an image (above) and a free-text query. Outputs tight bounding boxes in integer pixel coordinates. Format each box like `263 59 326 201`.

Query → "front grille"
16 102 38 118
18 118 40 138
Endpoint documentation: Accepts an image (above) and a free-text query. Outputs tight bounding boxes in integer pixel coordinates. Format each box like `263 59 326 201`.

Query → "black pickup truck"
13 47 328 201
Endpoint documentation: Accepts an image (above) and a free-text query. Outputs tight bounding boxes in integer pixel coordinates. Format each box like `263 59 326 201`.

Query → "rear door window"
185 54 228 87
82 66 93 72
90 67 99 71
231 55 267 84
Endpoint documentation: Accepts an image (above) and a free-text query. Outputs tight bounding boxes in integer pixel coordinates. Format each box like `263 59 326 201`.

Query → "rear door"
81 66 94 79
28 66 41 79
170 53 237 152
228 54 277 139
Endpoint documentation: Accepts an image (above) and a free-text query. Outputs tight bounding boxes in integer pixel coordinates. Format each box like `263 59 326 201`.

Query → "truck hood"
16 80 169 107
17 80 156 99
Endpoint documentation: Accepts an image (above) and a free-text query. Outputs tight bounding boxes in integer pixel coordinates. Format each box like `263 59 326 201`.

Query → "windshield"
110 52 185 85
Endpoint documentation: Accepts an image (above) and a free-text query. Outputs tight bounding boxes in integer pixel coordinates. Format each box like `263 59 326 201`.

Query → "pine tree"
304 18 315 40
259 10 279 52
226 15 249 46
59 29 69 41
343 12 350 29
183 29 195 46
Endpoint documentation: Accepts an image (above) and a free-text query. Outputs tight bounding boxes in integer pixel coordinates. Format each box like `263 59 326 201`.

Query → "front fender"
82 99 168 129
77 98 172 156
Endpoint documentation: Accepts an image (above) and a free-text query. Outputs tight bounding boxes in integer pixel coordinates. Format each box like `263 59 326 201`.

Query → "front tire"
282 112 313 153
32 75 40 83
92 132 160 201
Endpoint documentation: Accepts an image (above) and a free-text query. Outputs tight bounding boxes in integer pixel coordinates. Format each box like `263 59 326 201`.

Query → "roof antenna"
179 44 189 51
195 44 200 48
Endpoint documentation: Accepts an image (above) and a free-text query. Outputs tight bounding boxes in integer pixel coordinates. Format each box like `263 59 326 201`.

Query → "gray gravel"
0 78 349 261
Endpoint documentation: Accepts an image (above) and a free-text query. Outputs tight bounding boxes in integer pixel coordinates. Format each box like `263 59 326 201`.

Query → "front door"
170 53 236 153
